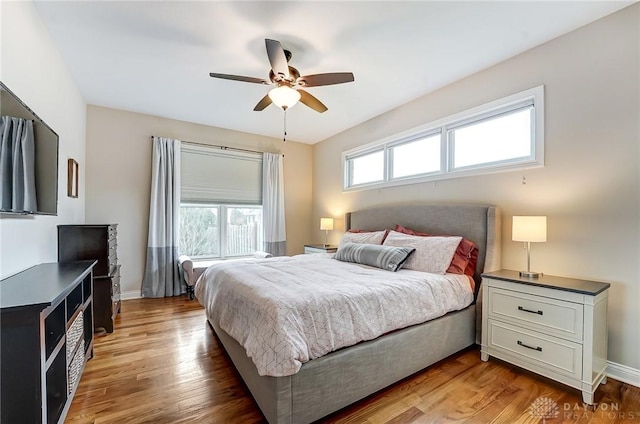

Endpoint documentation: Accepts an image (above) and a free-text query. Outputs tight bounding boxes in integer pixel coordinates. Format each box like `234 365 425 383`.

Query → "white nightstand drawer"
488 287 584 342
487 319 583 380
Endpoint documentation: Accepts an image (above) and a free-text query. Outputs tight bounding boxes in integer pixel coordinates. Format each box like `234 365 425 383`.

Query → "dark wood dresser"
58 224 121 333
0 261 96 424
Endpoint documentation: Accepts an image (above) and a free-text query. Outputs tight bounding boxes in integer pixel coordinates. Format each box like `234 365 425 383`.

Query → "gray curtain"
0 116 37 212
262 152 286 256
142 136 182 297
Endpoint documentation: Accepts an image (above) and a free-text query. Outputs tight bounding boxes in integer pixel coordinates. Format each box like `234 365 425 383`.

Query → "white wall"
85 106 313 299
313 5 640 371
0 1 86 278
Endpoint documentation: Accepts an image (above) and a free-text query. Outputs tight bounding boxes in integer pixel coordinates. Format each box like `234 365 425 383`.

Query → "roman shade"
181 144 262 204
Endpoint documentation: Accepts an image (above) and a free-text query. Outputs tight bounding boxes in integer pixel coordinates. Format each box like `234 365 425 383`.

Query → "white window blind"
181 144 263 204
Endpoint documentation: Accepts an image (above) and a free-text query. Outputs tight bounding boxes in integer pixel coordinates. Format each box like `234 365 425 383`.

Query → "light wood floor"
67 297 640 423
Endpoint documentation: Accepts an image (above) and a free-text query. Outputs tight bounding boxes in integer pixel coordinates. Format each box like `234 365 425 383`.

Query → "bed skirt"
209 303 476 424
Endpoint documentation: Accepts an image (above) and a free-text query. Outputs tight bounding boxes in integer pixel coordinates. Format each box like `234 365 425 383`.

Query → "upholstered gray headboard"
345 203 501 292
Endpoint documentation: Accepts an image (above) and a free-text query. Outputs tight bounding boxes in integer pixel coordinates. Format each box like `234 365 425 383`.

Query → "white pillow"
338 230 387 247
382 230 462 274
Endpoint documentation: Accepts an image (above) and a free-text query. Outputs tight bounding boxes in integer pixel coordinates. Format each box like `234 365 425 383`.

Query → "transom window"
343 86 544 190
449 104 533 170
390 132 441 179
347 149 384 186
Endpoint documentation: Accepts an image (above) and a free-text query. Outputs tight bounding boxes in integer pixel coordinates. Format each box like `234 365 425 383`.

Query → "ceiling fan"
209 39 354 113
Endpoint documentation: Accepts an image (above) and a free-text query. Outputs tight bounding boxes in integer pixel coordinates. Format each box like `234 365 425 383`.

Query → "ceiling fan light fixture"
268 86 301 110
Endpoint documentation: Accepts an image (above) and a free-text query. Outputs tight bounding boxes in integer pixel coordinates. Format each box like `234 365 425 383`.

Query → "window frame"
179 202 263 260
344 146 386 188
447 101 535 172
387 129 444 182
343 86 544 191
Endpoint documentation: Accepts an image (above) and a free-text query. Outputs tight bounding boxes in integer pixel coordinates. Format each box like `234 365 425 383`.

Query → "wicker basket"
66 312 84 363
67 345 84 394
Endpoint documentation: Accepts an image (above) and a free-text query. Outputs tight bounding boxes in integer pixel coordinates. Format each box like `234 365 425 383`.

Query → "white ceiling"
34 1 633 144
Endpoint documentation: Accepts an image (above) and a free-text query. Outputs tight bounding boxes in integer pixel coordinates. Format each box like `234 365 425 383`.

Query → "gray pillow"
334 242 415 272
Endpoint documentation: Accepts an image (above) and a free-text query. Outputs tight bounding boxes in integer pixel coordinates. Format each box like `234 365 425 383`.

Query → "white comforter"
195 254 473 377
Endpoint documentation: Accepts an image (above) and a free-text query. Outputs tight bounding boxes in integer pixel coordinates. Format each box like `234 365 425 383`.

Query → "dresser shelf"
0 261 96 424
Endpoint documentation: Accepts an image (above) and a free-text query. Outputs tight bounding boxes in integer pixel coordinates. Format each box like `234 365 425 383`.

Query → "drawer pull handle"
517 340 542 352
518 306 543 315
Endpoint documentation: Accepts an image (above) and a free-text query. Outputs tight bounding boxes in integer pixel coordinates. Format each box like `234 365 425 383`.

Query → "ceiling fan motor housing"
269 66 300 86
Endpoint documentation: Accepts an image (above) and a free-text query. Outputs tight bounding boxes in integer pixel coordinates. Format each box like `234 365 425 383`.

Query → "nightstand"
304 244 338 254
480 270 610 404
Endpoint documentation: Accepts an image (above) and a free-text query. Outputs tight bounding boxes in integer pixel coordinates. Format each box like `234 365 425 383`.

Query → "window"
390 132 441 179
343 86 544 190
347 149 384 186
449 105 533 170
180 145 263 259
179 204 263 259
180 205 219 257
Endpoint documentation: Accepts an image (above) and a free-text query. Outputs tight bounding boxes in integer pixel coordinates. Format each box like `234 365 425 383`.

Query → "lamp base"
519 271 543 278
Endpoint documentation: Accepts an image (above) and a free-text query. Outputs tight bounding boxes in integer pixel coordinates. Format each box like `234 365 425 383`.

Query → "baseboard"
121 290 142 300
608 360 640 388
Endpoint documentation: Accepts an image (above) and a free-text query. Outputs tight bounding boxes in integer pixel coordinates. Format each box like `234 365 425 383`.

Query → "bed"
195 203 501 424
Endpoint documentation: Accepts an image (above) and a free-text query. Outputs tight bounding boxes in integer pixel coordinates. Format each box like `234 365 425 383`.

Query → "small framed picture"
67 158 78 198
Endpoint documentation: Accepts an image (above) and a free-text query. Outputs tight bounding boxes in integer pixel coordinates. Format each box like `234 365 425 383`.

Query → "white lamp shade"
512 216 547 242
320 217 334 231
268 86 301 109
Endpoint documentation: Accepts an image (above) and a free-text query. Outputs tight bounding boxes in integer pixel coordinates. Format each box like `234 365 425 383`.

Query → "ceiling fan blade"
265 39 290 80
298 89 328 113
209 73 269 84
297 72 354 87
253 94 272 111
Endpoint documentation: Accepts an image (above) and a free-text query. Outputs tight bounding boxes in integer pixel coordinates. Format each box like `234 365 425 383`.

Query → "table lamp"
512 216 547 278
320 217 334 247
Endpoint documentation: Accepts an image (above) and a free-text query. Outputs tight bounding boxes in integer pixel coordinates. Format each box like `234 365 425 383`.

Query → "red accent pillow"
393 224 428 237
393 224 478 277
464 243 479 277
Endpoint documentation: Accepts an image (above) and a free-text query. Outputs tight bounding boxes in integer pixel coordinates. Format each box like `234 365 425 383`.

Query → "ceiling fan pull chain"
283 109 287 142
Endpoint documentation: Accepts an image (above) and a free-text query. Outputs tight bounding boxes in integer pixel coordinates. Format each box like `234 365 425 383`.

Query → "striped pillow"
334 242 415 272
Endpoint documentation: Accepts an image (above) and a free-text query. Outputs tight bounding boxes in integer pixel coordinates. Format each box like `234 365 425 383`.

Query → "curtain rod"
150 136 283 157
